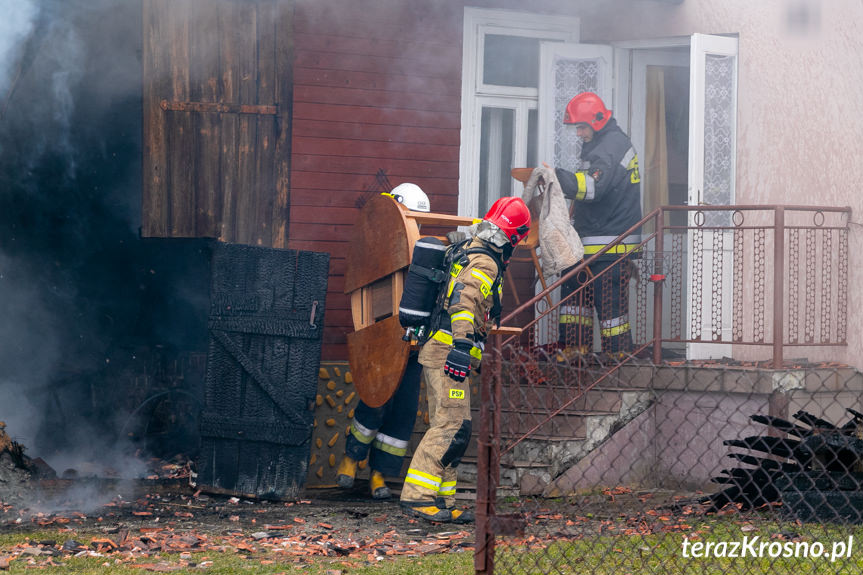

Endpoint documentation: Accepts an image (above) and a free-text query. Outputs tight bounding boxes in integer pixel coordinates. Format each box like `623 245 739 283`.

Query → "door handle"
309 300 319 329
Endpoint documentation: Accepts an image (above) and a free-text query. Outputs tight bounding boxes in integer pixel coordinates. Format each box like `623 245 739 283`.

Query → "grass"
4 517 863 573
0 529 475 574
0 549 474 574
494 517 863 574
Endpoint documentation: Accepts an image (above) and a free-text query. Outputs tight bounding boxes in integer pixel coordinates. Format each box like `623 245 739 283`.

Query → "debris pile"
0 422 35 509
705 409 863 523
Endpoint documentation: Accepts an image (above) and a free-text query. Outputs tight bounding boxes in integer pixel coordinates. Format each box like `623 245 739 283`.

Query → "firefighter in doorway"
399 196 531 523
554 92 642 360
336 183 430 500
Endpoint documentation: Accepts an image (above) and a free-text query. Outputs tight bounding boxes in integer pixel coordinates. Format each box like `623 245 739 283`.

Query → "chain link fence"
476 353 863 574
473 206 855 574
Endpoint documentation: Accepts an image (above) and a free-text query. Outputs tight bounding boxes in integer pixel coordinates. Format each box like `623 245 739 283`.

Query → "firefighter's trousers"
399 365 472 509
558 259 633 355
345 355 422 477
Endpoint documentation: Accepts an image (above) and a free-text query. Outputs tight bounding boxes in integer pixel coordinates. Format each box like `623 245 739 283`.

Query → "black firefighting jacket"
555 118 642 260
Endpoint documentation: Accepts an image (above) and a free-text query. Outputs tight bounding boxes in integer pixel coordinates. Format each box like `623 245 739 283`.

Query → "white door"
537 43 614 173
685 34 738 359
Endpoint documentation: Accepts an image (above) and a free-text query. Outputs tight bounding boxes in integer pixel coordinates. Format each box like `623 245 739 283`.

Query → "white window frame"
459 7 580 218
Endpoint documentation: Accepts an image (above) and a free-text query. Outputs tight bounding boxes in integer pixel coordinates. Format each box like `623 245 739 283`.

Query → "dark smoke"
0 0 205 479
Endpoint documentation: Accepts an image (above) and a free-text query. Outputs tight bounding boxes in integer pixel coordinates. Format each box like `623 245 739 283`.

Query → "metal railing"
474 204 852 574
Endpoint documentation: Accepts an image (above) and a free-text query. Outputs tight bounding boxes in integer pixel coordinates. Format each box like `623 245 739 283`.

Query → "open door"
536 35 737 358
685 34 738 359
537 43 614 172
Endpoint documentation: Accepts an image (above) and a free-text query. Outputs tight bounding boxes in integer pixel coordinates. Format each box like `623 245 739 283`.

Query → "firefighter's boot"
370 470 391 500
336 455 357 489
400 502 452 522
450 508 475 524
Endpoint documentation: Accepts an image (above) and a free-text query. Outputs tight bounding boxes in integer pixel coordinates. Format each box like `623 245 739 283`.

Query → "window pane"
483 34 540 88
703 53 735 226
479 107 514 214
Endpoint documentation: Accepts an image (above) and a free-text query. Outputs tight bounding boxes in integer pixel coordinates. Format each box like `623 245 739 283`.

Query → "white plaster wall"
568 0 863 368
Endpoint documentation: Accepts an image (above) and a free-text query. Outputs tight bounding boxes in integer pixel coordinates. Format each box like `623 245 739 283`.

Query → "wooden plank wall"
142 0 293 248
289 1 465 360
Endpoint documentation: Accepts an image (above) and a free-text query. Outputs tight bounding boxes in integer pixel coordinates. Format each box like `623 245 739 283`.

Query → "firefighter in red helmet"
555 92 642 360
399 196 530 523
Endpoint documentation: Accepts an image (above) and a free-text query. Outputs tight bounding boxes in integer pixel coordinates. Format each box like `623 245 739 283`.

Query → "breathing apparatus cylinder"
398 236 448 329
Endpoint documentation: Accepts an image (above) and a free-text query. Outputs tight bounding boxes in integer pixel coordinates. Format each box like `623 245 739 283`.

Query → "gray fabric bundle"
522 166 584 276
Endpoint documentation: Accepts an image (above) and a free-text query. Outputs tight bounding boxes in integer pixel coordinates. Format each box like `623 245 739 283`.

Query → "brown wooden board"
142 0 293 245
343 194 416 295
347 315 410 408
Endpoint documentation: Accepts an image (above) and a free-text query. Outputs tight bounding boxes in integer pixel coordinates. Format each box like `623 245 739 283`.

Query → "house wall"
580 0 863 369
289 0 463 359
289 0 575 359
292 0 863 366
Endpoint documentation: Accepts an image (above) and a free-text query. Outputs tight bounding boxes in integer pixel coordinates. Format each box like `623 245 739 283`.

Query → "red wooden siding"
289 1 465 360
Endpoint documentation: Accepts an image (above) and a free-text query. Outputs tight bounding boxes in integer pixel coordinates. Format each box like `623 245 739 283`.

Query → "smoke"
0 0 39 101
0 0 182 482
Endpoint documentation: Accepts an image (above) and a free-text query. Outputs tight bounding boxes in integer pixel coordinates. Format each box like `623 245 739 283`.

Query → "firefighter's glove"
444 339 474 382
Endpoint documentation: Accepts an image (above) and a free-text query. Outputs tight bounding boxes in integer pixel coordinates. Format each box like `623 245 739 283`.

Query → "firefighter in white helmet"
335 183 430 500
400 196 531 523
387 182 430 213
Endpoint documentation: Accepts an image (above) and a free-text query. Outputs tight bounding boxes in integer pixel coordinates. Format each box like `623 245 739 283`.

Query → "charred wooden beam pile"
705 409 863 523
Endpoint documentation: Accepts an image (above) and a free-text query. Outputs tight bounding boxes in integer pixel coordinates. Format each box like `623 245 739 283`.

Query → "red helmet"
564 92 612 131
483 197 531 246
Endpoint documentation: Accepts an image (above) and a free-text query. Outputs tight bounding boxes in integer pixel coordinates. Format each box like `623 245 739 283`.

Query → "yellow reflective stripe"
559 314 593 325
432 330 481 360
600 323 631 337
350 422 375 444
372 439 408 457
432 330 453 345
575 172 587 200
405 469 441 491
471 268 494 288
450 310 475 324
438 481 457 496
471 268 495 299
583 243 640 255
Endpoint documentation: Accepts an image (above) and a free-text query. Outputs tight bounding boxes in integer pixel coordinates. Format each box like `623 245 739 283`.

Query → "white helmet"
388 183 430 212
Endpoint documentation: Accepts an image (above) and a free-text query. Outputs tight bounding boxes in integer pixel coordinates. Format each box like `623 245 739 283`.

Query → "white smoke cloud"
0 0 39 99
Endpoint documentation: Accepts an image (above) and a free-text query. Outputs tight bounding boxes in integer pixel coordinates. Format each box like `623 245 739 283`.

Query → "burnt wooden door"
142 0 293 247
197 243 328 499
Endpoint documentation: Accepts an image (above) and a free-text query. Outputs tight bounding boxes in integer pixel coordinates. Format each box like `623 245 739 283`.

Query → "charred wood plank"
750 414 811 437
793 410 838 430
723 436 801 459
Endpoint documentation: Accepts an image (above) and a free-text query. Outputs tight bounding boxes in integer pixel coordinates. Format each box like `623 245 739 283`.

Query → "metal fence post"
653 209 664 364
773 207 785 369
475 333 501 574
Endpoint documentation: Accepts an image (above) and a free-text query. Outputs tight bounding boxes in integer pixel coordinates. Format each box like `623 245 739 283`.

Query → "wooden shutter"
142 0 293 247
